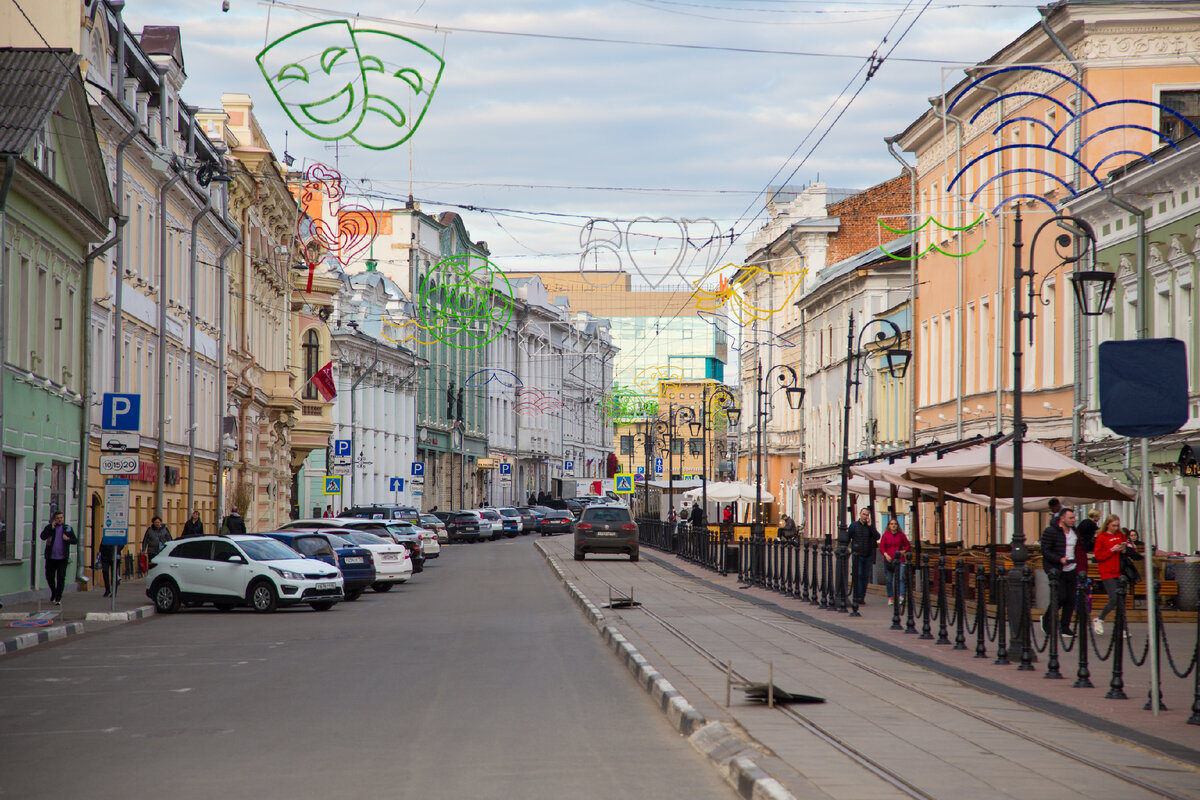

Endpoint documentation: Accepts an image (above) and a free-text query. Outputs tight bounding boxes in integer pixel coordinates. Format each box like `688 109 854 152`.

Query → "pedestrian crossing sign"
323 476 343 495
614 473 634 494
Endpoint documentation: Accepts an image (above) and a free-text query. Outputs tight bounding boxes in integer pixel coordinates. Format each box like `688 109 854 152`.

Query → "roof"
139 26 184 72
816 237 910 283
0 48 78 155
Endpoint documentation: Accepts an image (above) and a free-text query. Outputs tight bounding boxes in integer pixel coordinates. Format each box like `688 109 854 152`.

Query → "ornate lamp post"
835 313 911 612
1009 208 1098 667
654 404 696 527
698 383 740 530
751 361 805 537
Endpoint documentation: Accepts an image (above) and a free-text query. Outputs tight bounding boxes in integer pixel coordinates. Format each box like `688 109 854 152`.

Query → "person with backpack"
221 508 247 536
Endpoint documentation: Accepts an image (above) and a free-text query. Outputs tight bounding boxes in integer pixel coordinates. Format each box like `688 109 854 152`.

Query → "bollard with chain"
954 559 967 650
975 567 988 658
1045 567 1062 679
890 558 903 631
1074 577 1093 688
936 558 950 645
920 554 933 640
1018 565 1036 672
801 540 811 603
1106 576 1128 699
995 566 1010 665
1188 586 1200 725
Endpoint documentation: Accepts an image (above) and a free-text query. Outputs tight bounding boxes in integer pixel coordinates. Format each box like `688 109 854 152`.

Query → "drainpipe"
0 155 15 533
156 163 184 519
1108 189 1159 713
79 226 125 580
113 2 129 112
929 97 965 441
215 232 240 521
186 188 214 516
111 125 140 391
884 136 917 447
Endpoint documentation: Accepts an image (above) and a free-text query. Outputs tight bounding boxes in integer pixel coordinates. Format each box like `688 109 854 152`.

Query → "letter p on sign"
102 393 141 432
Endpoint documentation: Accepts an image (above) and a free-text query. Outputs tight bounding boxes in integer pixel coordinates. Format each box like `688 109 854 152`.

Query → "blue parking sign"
564 459 574 472
499 462 512 475
334 439 352 457
411 462 425 477
101 393 141 431
654 458 664 474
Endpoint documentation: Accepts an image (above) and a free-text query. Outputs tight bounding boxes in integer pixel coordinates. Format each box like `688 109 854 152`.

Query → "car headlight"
270 567 302 580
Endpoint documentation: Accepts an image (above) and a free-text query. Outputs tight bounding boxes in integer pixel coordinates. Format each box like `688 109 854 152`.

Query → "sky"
120 0 1050 283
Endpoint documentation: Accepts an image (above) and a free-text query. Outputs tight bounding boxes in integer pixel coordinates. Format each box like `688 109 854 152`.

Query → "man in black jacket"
1040 507 1084 636
1075 508 1100 554
847 508 880 604
181 509 204 538
40 511 77 605
222 508 247 536
688 502 705 530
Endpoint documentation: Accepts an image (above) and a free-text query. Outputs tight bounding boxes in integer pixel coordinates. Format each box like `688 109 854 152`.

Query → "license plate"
382 554 399 561
344 557 364 564
597 532 616 536
316 582 337 590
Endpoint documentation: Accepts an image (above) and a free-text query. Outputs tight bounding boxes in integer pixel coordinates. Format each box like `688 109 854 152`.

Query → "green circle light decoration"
416 254 513 349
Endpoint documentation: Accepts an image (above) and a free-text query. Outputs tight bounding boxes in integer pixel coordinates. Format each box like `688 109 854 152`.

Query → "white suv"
146 535 344 613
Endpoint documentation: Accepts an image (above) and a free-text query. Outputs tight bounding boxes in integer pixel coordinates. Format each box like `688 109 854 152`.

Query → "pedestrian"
777 514 798 541
39 511 76 605
322 504 334 518
723 504 734 524
99 540 122 597
141 516 172 562
181 509 204 538
1092 514 1130 636
847 507 880 604
222 508 247 536
1040 507 1084 636
879 517 911 606
1076 508 1100 554
689 501 705 531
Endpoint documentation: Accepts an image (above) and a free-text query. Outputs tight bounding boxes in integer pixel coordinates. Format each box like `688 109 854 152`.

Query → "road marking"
0 727 119 737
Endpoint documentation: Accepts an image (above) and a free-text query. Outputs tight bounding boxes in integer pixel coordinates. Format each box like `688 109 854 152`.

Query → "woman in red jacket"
879 517 911 606
1092 513 1129 636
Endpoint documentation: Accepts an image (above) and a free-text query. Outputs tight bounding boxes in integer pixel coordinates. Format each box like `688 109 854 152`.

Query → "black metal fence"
633 520 1200 724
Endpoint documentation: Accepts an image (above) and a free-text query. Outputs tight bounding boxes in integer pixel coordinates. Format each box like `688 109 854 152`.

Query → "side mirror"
228 554 246 564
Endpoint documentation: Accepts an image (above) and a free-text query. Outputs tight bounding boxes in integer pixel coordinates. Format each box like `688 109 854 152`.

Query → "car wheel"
630 552 639 562
310 601 335 611
574 553 584 561
248 580 278 613
152 579 181 614
214 602 235 612
371 582 393 593
346 589 363 601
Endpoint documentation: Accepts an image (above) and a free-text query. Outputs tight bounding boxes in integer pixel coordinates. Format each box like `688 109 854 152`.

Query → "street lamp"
751 361 804 538
835 313 910 613
696 383 739 531
1009 208 1097 667
654 404 696 525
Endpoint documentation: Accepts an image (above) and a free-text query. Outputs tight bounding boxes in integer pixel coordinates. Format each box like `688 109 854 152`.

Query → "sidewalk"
1 580 154 655
537 536 1200 800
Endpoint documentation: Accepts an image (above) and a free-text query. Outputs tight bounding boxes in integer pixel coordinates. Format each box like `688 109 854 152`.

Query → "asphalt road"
0 537 735 800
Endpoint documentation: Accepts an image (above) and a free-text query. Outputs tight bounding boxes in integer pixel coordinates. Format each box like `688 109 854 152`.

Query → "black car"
539 510 575 536
514 506 538 534
574 504 639 561
545 497 584 519
446 511 483 542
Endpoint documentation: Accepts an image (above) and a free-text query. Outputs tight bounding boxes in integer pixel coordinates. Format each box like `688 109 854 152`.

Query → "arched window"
302 329 321 400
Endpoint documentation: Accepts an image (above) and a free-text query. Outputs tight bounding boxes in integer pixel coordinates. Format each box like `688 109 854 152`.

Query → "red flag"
310 361 337 400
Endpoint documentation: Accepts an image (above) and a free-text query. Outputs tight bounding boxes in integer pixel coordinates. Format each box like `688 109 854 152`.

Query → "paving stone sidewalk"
1 580 153 655
539 535 1200 800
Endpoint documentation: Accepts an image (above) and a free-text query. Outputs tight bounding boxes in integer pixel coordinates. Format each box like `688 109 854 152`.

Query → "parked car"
260 529 376 600
476 508 503 541
496 507 523 537
145 535 344 613
419 513 448 543
514 507 538 535
544 497 584 518
539 509 575 536
574 504 639 561
330 530 413 591
384 520 441 559
446 511 484 543
342 505 421 523
318 518 428 571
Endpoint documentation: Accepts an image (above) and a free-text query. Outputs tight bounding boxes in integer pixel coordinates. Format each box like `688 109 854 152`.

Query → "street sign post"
654 457 664 475
329 461 350 476
100 432 139 453
499 463 511 475
564 459 575 473
323 476 343 495
102 479 129 546
334 439 351 457
99 454 139 476
389 477 404 492
411 462 425 477
614 473 634 494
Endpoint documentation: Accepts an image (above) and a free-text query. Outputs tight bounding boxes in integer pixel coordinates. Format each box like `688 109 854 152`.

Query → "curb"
1 622 85 655
85 605 155 622
535 542 796 800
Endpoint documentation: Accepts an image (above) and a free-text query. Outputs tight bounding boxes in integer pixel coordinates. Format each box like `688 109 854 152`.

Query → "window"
172 540 212 560
1 455 16 559
211 540 241 562
688 438 704 455
1159 89 1200 142
302 329 321 400
49 462 67 518
620 435 633 455
671 438 684 455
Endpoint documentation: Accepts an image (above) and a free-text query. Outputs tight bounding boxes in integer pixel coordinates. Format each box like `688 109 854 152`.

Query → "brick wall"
825 173 912 266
